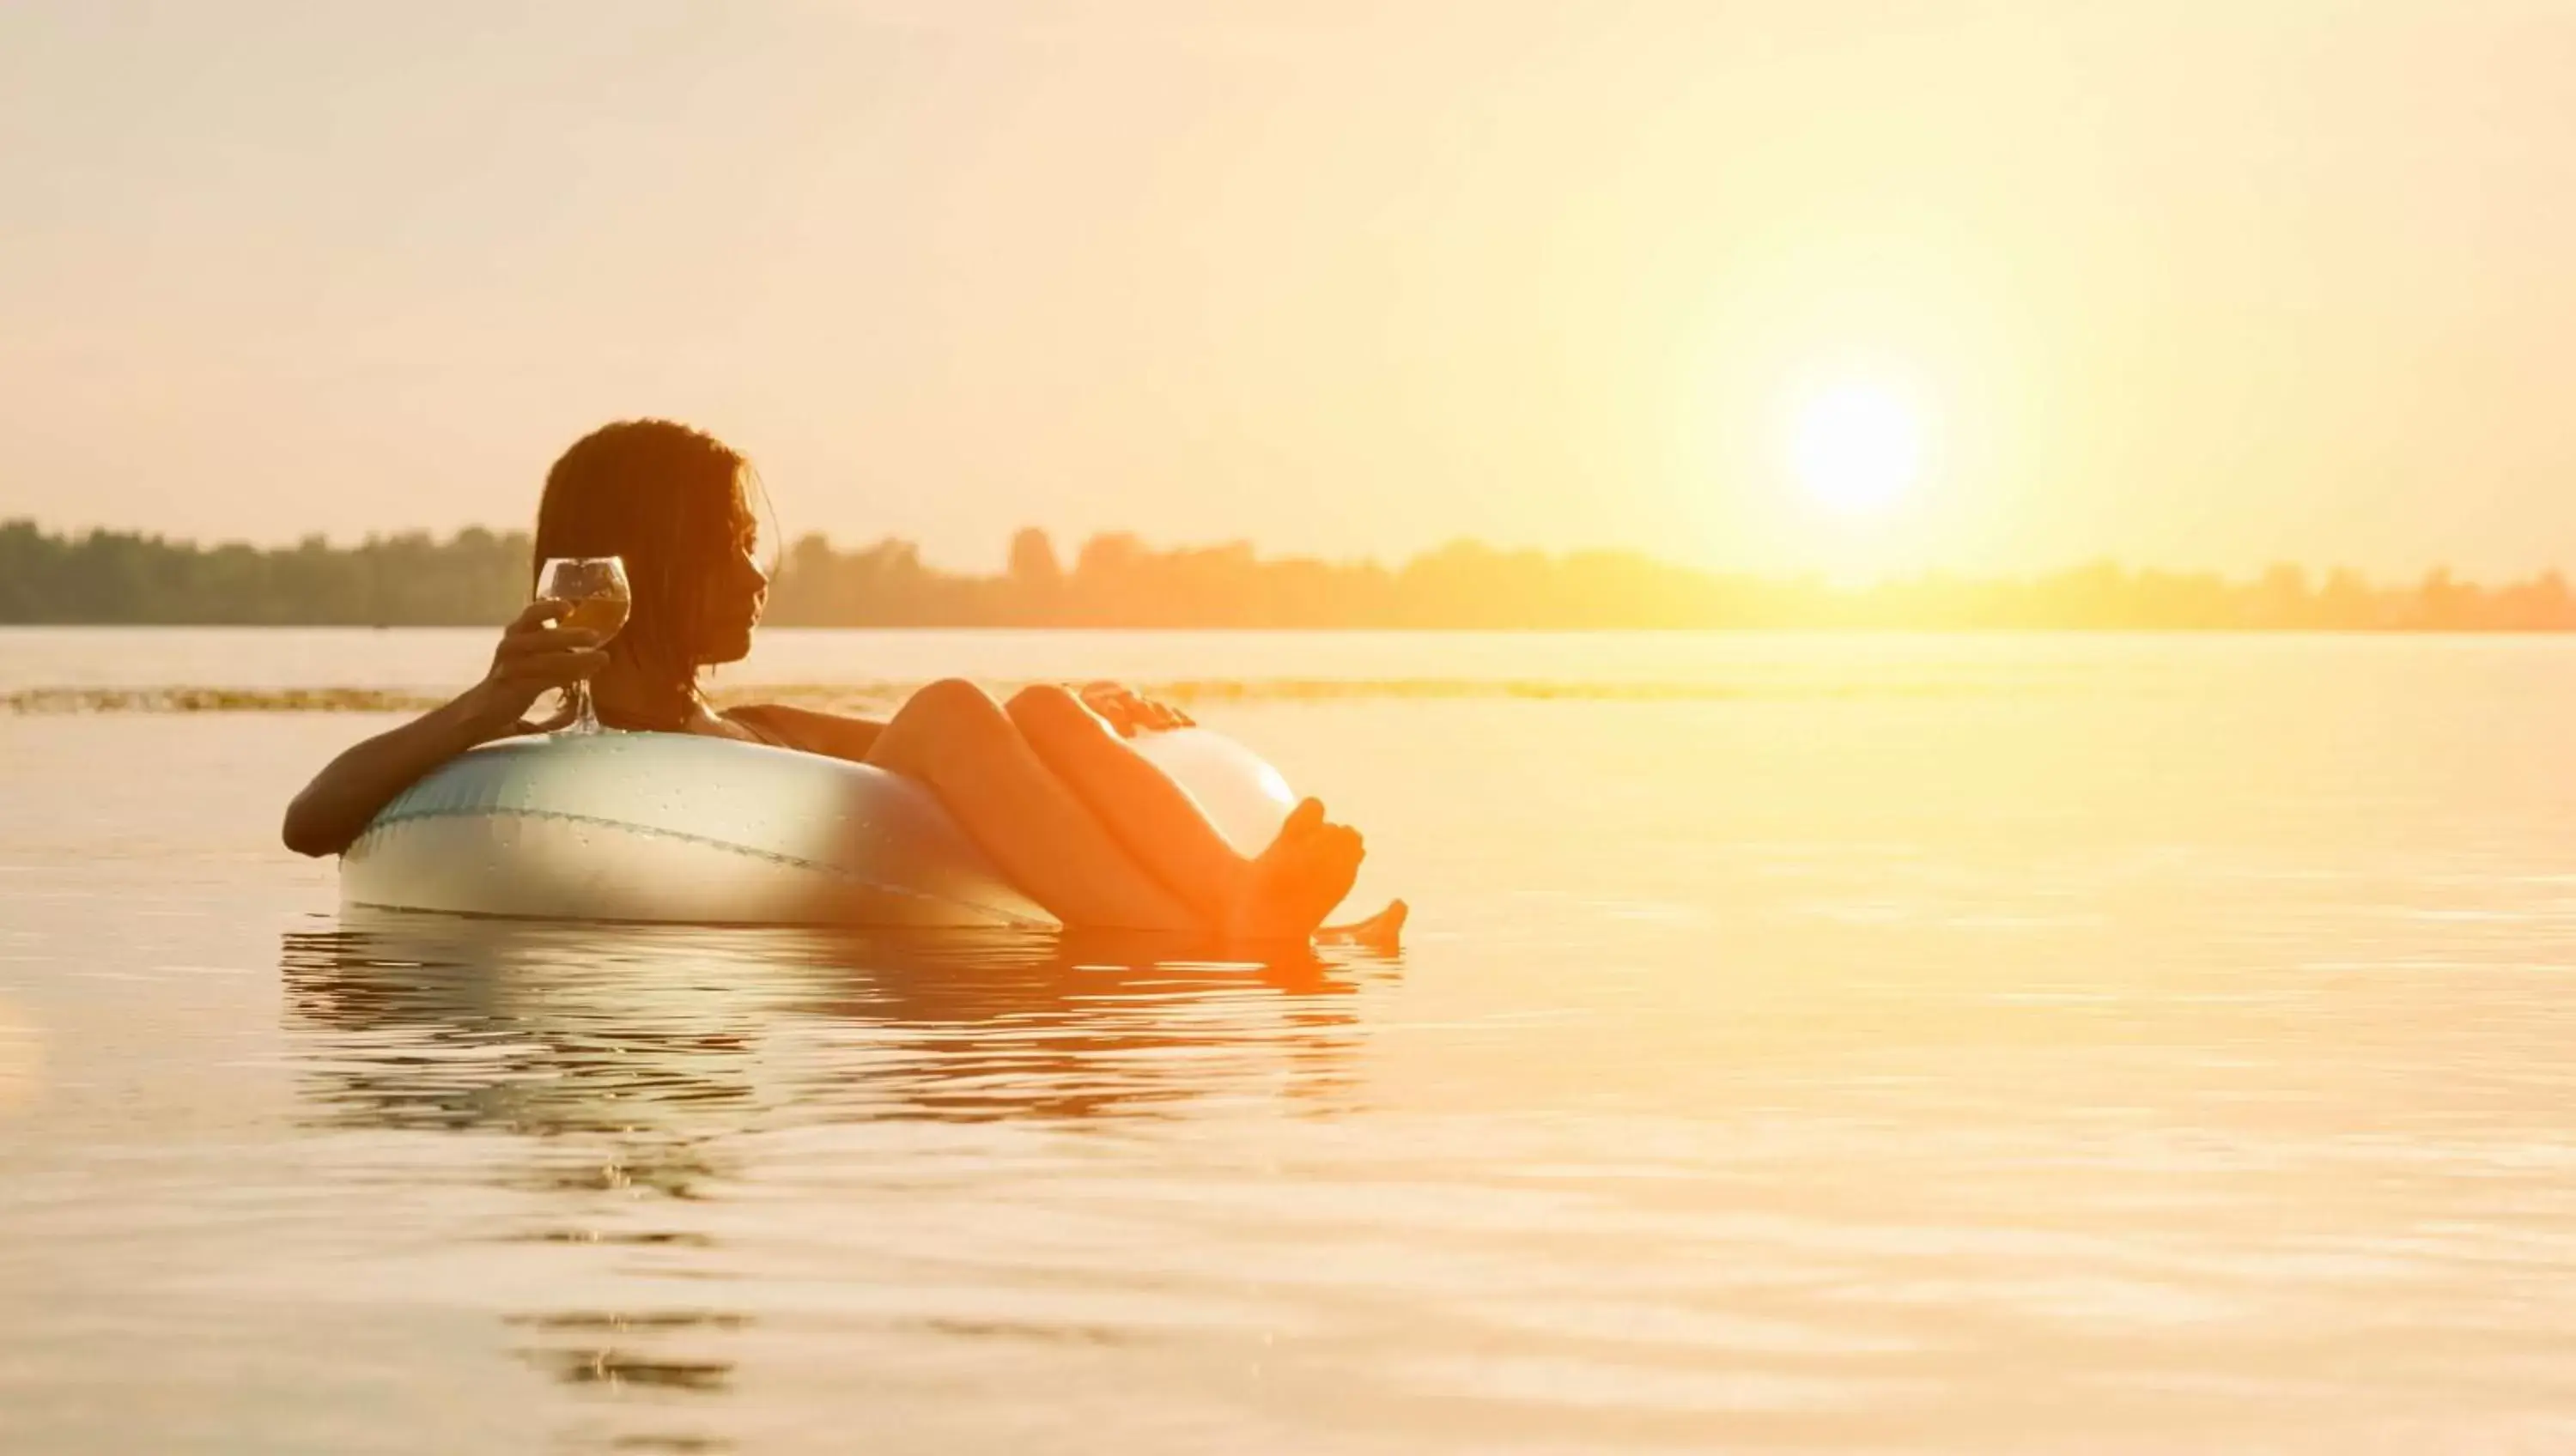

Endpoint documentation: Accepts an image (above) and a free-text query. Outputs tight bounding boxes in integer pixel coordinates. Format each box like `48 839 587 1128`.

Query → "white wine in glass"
534 555 630 735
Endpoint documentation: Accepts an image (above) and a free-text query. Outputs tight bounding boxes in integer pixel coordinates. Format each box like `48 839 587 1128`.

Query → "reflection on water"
18 641 2576 1453
282 914 1386 1130
277 913 1395 1440
505 1310 745 1395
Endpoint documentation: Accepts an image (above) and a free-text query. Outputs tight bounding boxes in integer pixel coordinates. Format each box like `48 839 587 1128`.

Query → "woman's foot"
1318 899 1407 950
1221 798 1365 941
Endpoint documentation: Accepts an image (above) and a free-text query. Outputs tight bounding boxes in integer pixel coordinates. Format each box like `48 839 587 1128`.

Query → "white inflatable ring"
340 726 1297 926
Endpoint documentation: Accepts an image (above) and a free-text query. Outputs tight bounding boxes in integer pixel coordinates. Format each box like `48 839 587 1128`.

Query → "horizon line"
3 516 2568 592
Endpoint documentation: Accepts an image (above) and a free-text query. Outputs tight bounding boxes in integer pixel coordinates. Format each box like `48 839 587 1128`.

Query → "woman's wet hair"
532 419 758 691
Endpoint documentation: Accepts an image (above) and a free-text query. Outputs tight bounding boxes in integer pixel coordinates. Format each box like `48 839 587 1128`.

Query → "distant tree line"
4 518 2573 631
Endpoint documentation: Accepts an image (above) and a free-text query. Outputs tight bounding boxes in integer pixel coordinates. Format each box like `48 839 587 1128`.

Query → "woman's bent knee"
874 678 1013 775
1005 682 1091 735
905 677 1006 728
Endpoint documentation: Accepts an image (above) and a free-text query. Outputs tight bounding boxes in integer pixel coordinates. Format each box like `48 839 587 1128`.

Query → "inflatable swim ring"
340 726 1298 926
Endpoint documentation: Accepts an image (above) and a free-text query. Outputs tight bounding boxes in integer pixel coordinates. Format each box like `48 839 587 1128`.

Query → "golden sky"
3 1 2570 577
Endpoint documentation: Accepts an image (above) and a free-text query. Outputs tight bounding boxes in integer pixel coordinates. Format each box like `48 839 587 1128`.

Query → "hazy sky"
3 1 2572 577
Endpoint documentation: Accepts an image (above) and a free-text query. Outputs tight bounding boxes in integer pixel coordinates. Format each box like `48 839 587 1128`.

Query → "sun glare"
1789 379 1924 518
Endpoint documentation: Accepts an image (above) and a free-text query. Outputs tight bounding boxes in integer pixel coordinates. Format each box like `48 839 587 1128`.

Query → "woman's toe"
1282 798 1326 840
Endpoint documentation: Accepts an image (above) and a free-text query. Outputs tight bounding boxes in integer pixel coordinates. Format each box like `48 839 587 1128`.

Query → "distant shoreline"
0 658 2482 718
9 622 2576 634
6 519 2571 632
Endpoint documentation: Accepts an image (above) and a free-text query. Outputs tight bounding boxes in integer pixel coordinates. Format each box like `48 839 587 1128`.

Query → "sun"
1788 379 1925 518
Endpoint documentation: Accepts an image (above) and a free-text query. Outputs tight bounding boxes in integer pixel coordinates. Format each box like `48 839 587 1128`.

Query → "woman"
283 419 1370 939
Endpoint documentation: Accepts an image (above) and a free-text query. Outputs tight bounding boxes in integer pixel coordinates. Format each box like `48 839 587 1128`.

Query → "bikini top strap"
723 704 796 749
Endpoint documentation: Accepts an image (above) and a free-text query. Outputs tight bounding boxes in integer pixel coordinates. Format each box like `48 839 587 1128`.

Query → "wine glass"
534 555 630 735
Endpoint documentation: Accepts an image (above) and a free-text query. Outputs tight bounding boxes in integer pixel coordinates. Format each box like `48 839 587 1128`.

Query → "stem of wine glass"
567 679 598 735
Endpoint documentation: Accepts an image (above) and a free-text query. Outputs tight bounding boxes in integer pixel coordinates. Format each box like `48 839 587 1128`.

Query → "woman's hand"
1078 681 1194 737
459 598 611 733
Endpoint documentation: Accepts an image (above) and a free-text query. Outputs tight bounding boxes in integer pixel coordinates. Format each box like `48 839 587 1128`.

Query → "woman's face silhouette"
699 543 769 665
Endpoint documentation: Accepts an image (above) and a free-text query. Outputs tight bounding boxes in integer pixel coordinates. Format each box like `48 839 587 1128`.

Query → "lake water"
6 628 2576 1453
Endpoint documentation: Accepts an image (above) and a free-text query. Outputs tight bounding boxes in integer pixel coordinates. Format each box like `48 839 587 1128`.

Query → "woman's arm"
280 599 608 857
727 682 1186 764
282 695 528 857
726 703 887 762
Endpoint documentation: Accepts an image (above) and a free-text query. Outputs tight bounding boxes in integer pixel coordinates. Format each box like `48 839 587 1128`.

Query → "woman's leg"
1002 685 1257 920
1005 685 1362 934
863 680 1200 930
